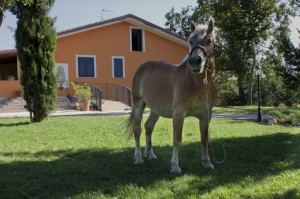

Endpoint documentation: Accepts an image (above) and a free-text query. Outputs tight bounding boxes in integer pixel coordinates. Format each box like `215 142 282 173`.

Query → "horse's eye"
206 39 212 45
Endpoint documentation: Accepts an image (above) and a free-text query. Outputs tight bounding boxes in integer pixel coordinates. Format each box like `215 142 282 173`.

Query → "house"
0 14 189 105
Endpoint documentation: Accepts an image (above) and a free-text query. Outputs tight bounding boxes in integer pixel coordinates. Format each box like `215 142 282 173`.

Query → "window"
76 55 96 78
112 56 125 78
131 28 144 52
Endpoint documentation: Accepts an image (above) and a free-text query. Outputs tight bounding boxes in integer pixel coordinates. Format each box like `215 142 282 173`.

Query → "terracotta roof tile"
0 49 17 62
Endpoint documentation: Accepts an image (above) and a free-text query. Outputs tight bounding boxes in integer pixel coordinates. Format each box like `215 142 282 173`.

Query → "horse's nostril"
197 56 202 63
189 56 201 65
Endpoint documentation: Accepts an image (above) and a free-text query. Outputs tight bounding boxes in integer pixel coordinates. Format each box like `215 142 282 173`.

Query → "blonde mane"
188 22 216 42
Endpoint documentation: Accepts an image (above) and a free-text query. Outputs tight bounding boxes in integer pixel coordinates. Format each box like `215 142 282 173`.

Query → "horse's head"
187 19 215 74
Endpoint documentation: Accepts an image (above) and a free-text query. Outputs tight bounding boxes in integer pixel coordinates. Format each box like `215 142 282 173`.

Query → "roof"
0 49 17 63
57 14 189 48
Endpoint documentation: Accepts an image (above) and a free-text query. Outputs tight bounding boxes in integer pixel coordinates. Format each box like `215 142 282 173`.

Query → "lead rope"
203 70 226 164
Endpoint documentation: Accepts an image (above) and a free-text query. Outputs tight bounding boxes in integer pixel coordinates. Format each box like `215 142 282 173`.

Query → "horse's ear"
207 19 214 34
191 20 197 32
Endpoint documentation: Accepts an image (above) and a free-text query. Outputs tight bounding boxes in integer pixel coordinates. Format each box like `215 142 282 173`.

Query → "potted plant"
71 82 92 111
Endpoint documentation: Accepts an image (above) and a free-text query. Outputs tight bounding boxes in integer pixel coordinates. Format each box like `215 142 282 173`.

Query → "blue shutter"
78 57 86 77
77 57 95 77
114 58 123 78
86 57 94 77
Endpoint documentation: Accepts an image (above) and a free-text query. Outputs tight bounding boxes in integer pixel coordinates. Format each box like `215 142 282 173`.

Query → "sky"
0 0 299 50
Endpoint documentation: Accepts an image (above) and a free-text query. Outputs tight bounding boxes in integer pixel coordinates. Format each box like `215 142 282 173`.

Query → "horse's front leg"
199 119 214 169
170 111 185 174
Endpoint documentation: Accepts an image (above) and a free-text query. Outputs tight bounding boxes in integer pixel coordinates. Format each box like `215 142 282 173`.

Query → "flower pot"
78 100 90 111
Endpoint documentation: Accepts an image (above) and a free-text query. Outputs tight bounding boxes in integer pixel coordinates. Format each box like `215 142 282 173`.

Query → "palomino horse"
126 19 217 174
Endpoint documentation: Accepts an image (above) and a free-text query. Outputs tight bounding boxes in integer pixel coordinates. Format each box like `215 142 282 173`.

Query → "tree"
12 0 57 122
0 0 15 27
165 0 298 106
267 0 300 106
276 36 300 106
199 0 276 105
164 5 193 38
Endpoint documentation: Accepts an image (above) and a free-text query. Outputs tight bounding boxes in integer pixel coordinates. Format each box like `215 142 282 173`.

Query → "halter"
189 45 212 84
189 45 208 57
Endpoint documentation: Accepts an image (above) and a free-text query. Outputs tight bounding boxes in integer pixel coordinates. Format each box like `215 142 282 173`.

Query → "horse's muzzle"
189 55 202 65
189 55 203 72
188 45 208 73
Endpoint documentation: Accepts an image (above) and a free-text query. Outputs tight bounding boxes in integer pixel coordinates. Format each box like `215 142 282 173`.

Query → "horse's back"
133 61 176 80
132 61 176 96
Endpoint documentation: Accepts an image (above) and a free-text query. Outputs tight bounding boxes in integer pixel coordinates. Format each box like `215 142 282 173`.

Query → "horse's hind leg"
144 111 159 160
133 98 146 165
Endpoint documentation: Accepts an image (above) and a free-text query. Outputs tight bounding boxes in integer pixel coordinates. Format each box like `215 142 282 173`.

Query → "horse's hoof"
134 156 144 165
134 159 144 165
170 164 182 174
148 153 158 160
202 161 214 170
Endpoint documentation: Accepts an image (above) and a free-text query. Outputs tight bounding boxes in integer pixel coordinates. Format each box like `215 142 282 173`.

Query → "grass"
0 115 299 198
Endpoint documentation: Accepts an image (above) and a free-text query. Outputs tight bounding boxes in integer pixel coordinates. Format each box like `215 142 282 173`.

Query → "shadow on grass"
0 121 31 127
0 133 299 198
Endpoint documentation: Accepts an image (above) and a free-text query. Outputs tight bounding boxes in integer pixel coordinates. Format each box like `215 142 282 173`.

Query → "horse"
126 19 217 174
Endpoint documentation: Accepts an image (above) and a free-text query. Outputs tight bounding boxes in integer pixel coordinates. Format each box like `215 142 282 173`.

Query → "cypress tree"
12 0 56 122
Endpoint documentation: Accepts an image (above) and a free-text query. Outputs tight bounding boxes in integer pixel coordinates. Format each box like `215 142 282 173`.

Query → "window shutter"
77 56 95 77
86 57 94 77
114 58 123 78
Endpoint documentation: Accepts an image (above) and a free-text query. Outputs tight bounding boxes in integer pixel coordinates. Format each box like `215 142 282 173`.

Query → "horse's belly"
139 69 174 118
186 105 212 119
150 106 173 118
144 98 173 118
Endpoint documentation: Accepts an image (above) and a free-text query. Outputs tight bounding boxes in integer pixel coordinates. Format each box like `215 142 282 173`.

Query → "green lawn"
0 115 299 198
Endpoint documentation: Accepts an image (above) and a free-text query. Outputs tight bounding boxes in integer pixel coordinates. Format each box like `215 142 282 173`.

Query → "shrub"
270 110 300 125
71 82 92 101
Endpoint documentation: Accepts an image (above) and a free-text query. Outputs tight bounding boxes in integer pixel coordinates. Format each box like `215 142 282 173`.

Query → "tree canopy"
165 0 299 106
0 0 15 26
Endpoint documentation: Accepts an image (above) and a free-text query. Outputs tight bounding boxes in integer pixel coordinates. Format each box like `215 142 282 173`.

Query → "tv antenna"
101 7 113 21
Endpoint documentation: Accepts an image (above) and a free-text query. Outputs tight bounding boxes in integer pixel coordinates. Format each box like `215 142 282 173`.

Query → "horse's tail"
124 109 135 138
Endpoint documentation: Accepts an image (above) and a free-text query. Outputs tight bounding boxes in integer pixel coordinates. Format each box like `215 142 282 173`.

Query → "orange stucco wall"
55 21 188 96
0 61 22 98
0 81 22 97
0 21 188 98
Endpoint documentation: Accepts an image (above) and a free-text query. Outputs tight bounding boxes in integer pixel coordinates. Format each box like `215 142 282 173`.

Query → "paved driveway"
0 100 259 120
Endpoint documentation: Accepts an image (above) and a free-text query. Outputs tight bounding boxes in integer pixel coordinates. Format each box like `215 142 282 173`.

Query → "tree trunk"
247 39 257 105
238 74 246 105
0 0 5 27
